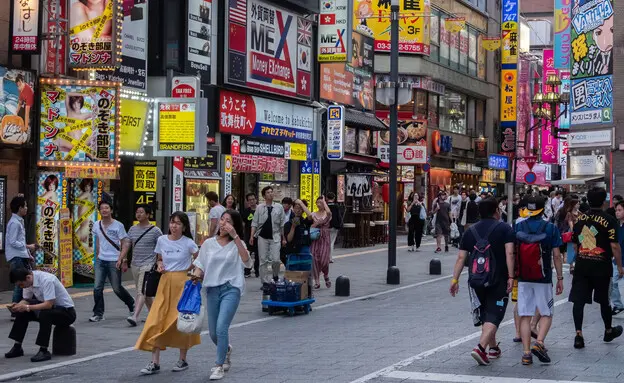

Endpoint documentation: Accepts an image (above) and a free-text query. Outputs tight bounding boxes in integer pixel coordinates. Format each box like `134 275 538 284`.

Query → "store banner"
10 0 41 53
71 178 100 276
224 155 232 196
186 0 212 79
570 0 612 126
326 105 344 160
517 57 531 157
376 114 427 165
219 90 314 143
559 71 571 130
313 161 320 212
44 0 66 75
238 138 284 157
39 80 119 165
172 156 184 213
501 0 519 64
226 0 312 99
153 97 205 157
0 176 5 250
488 154 509 170
445 17 465 33
172 76 199 98
285 142 307 161
559 134 568 165
300 161 312 207
119 98 149 153
554 0 571 69
515 162 547 185
569 154 605 176
184 152 218 171
346 175 372 197
481 37 501 51
232 154 288 174
64 165 117 179
36 172 65 272
568 129 612 148
68 0 119 69
353 0 430 55
541 49 559 164
95 0 148 90
134 160 158 192
318 0 348 62
59 216 73 287
0 67 35 146
499 0 518 158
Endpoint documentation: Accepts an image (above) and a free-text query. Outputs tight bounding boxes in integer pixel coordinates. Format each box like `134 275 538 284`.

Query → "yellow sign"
134 161 157 192
59 216 73 287
482 37 501 51
501 70 517 121
313 173 321 213
501 21 518 64
120 99 149 153
300 173 312 206
158 102 196 151
287 142 307 161
65 165 118 179
353 0 430 55
445 18 465 33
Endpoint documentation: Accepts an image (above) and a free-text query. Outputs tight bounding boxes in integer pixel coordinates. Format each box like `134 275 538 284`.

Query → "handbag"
310 227 321 241
177 281 205 334
419 206 426 220
562 231 573 243
404 212 411 224
142 262 161 297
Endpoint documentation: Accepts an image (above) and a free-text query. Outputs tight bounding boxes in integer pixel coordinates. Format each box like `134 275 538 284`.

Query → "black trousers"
244 243 259 277
9 306 76 348
408 218 424 248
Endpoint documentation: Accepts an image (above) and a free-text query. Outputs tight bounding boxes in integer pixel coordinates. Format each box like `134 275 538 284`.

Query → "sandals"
325 278 331 288
314 284 321 289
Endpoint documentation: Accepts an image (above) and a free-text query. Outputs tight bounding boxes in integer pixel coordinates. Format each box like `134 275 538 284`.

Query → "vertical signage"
172 156 184 213
224 155 232 196
134 160 157 222
59 214 73 287
327 105 344 160
44 0 66 75
312 160 320 213
10 0 41 53
554 0 571 69
559 71 571 130
559 134 568 165
0 176 5 250
68 0 119 70
186 0 212 80
300 161 313 207
541 49 559 164
500 0 518 158
318 0 348 62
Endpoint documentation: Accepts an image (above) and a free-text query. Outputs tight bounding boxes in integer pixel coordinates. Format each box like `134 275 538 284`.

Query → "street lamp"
529 74 570 142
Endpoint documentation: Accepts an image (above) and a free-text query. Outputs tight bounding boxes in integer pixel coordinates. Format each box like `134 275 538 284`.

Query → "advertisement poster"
541 49 559 164
72 178 100 276
353 0 430 55
376 114 427 165
554 0 572 69
327 105 344 160
0 67 35 145
318 0 348 62
119 98 149 153
158 102 195 151
44 0 66 75
10 0 41 53
226 0 312 99
68 0 116 69
570 0 612 126
219 90 314 143
96 0 147 90
186 0 212 79
39 82 118 164
36 172 65 272
59 216 73 287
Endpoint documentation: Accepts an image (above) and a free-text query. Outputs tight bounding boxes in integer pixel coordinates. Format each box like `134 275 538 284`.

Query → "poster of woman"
0 67 35 145
36 172 65 272
69 0 116 68
72 178 100 276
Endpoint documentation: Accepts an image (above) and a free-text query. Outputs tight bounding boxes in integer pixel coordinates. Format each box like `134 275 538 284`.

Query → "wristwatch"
557 276 564 281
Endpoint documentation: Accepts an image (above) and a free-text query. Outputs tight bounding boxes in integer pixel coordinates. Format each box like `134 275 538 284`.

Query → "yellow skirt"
135 271 201 352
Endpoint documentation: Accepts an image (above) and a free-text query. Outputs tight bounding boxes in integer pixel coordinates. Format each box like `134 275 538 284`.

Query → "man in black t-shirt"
450 198 515 366
571 187 624 349
242 193 258 277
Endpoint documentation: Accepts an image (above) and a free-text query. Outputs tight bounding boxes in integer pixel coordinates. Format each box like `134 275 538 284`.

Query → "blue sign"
502 0 519 23
440 135 453 153
300 161 313 174
488 154 509 170
570 75 613 125
326 106 345 160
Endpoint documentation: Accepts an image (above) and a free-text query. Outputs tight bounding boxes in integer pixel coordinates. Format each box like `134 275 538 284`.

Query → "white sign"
318 0 348 62
346 175 372 197
11 0 40 53
378 143 428 165
186 0 212 77
545 164 552 181
569 155 605 176
558 135 568 165
327 105 344 160
224 155 232 196
172 157 184 213
172 76 199 98
568 129 612 148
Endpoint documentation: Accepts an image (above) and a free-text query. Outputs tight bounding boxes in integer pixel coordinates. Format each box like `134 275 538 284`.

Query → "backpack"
467 222 502 289
515 220 549 281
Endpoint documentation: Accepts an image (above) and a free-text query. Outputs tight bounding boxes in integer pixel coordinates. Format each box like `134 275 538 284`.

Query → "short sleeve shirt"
154 235 199 272
18 84 34 107
23 270 74 308
128 225 163 267
460 219 516 285
95 220 128 262
209 205 226 221
515 218 562 284
574 209 619 277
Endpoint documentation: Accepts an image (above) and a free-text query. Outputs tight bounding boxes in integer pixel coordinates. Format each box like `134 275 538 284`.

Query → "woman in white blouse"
136 212 200 375
192 209 251 381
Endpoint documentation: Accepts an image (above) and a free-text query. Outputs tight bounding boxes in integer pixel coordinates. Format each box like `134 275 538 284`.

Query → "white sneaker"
210 366 225 380
223 345 232 371
89 315 104 322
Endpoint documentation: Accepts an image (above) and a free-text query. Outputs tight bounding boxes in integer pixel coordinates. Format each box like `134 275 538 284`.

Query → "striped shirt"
128 225 163 267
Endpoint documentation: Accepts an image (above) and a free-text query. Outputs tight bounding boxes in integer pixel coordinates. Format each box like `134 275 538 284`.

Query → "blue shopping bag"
177 280 202 314
567 242 576 265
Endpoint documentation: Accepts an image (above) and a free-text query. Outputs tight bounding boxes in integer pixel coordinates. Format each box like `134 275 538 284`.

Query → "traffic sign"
423 163 431 172
524 171 536 184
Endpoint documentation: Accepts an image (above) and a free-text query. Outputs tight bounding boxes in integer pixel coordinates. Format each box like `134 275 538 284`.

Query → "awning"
344 109 388 131
342 152 379 165
183 170 222 180
550 176 603 185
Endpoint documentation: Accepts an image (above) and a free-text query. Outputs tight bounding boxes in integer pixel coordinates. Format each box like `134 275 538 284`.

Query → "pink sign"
540 49 559 164
516 161 548 185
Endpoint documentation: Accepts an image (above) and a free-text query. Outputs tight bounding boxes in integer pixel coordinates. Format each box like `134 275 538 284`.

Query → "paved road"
0 235 622 383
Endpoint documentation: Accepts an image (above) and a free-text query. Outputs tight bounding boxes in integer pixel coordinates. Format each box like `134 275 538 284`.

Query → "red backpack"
516 220 549 281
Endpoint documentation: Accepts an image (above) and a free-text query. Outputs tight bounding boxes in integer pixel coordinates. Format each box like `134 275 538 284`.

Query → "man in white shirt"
5 196 37 308
5 268 76 362
90 200 135 323
206 191 226 238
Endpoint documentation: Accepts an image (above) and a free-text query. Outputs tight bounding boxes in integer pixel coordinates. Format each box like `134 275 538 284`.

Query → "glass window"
449 32 459 69
428 93 439 128
441 90 467 134
430 10 440 45
469 30 477 62
459 29 469 73
415 90 427 120
429 45 439 62
478 35 486 80
439 14 449 65
398 90 415 112
469 61 477 76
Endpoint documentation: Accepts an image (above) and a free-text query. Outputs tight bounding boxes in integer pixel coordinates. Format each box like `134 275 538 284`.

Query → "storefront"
480 169 506 195
453 162 482 191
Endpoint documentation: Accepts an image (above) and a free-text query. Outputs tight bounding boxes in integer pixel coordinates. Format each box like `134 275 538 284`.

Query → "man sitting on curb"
5 268 76 362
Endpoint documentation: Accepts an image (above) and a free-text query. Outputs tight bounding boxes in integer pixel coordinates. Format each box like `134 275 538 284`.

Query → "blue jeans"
9 258 30 303
612 261 624 309
93 259 134 316
206 283 241 365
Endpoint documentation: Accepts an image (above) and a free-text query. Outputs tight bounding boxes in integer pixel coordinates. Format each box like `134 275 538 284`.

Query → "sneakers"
223 345 232 371
531 342 551 363
470 346 490 366
5 344 24 359
31 349 52 363
521 352 533 365
408 246 414 252
488 345 501 359
210 366 225 380
612 307 624 317
127 315 137 327
574 334 585 349
604 325 624 342
140 362 161 375
89 315 104 322
172 360 189 372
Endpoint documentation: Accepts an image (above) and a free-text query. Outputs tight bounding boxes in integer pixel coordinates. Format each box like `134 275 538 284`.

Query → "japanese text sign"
554 0 572 69
69 0 118 69
153 97 205 157
318 0 349 62
488 154 509 170
10 0 41 53
501 0 519 64
327 105 344 160
134 160 157 192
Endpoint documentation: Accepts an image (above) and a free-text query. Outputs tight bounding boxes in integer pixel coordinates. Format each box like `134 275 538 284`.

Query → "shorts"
435 223 450 236
475 284 509 327
517 282 554 317
569 273 610 305
131 264 153 296
511 279 518 302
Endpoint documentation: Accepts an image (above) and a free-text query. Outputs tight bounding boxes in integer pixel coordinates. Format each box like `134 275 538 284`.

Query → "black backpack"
467 222 502 289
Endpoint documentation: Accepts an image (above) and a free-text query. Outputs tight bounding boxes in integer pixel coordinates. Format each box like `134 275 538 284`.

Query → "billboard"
318 0 348 62
376 113 427 165
186 0 212 80
119 98 149 153
0 67 35 146
44 0 67 75
10 0 42 53
72 178 101 276
499 0 518 157
36 171 66 273
226 0 312 99
68 0 119 69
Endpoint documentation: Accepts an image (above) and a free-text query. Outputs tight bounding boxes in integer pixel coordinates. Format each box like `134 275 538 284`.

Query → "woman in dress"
136 212 200 375
295 197 332 289
191 210 251 380
406 192 425 252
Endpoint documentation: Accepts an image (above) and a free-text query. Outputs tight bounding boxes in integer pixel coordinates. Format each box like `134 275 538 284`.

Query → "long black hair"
222 194 237 210
169 211 193 240
222 209 245 241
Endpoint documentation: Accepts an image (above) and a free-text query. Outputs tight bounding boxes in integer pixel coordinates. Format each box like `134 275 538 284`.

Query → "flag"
229 23 246 53
228 51 246 84
297 18 312 47
320 14 335 25
229 0 246 25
